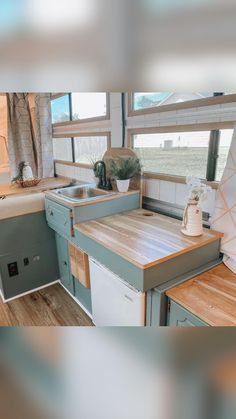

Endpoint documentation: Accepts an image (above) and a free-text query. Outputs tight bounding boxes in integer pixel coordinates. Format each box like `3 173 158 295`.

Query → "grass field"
134 147 229 181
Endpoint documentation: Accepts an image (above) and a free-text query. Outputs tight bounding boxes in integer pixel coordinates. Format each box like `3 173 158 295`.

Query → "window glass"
74 136 108 164
51 95 70 123
216 129 233 181
53 138 73 161
133 131 211 178
71 93 107 120
133 92 214 111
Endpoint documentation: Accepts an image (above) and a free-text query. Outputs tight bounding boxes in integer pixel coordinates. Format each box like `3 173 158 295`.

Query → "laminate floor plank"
0 284 93 326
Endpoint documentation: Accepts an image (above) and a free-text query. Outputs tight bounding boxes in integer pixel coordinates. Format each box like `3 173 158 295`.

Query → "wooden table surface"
166 263 236 326
0 176 71 197
75 209 223 269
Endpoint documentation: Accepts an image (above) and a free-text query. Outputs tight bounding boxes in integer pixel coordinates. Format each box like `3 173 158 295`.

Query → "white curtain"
7 93 54 178
211 126 236 272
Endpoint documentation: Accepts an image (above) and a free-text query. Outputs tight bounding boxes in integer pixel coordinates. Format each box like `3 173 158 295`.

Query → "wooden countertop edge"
74 224 223 270
45 189 140 208
166 293 236 327
165 292 216 326
0 177 72 197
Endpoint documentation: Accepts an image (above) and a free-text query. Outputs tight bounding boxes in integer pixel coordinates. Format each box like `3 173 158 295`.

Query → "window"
71 93 107 121
53 133 110 165
52 138 73 162
74 135 110 164
129 92 236 115
131 128 234 181
51 95 70 123
51 93 109 125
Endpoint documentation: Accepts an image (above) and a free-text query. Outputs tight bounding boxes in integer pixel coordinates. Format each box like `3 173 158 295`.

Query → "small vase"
22 163 34 181
181 199 203 237
116 179 130 193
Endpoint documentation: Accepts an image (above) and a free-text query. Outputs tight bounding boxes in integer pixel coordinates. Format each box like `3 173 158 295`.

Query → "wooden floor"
0 284 93 326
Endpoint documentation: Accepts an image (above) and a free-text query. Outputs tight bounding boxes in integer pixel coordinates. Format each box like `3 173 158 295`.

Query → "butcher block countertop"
166 264 236 326
0 176 71 197
74 209 223 269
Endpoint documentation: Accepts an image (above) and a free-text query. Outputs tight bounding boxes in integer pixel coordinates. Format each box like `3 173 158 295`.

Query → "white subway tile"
159 180 175 203
144 179 159 199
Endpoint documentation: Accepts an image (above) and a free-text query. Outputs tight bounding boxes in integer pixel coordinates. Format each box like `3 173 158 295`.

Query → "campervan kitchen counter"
0 176 71 198
74 209 223 292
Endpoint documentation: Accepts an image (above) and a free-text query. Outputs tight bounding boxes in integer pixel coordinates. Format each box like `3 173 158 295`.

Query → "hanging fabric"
7 93 53 178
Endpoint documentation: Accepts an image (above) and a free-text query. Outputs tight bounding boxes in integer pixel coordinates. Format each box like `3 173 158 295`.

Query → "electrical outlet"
8 262 19 277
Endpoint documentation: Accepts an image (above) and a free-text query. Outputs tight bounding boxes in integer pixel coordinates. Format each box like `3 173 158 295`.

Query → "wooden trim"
51 93 69 100
53 131 111 141
128 93 236 117
52 93 110 127
54 160 93 169
143 172 219 189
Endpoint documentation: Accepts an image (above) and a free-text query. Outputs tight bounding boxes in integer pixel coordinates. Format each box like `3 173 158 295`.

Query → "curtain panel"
7 93 54 178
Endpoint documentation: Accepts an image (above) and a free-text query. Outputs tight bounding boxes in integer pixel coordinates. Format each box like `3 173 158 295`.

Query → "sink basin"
56 185 114 203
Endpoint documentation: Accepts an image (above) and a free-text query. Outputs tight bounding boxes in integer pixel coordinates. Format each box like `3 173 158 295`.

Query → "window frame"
128 92 236 117
128 122 234 186
51 93 110 127
53 131 111 168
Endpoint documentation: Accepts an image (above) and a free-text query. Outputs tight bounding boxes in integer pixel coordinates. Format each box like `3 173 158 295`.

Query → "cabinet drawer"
45 198 73 238
167 300 208 327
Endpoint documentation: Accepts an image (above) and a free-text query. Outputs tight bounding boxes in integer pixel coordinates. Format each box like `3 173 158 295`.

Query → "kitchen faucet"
94 161 112 191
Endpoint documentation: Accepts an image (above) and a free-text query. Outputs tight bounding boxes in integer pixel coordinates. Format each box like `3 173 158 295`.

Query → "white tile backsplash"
159 180 176 204
143 177 217 216
144 178 160 199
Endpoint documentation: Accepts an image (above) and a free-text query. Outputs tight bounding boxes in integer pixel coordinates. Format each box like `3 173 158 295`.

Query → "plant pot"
116 179 130 193
181 199 203 236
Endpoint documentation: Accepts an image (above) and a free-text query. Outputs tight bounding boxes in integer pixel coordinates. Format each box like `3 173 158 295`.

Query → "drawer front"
45 199 73 238
167 300 208 327
56 234 74 295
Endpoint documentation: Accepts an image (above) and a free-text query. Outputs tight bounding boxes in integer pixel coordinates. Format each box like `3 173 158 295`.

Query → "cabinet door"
55 234 74 295
167 300 208 327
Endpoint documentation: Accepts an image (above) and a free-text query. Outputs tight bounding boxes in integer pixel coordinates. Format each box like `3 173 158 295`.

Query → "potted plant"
181 176 212 236
110 157 141 193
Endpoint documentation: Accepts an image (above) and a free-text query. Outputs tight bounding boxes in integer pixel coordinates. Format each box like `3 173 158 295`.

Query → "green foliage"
110 157 141 180
11 161 26 183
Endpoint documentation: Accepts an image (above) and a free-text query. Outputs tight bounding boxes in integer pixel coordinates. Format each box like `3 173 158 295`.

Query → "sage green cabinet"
167 300 208 327
45 198 73 239
55 233 74 295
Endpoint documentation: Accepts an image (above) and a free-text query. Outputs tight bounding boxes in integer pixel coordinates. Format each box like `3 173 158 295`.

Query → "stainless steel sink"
56 185 114 203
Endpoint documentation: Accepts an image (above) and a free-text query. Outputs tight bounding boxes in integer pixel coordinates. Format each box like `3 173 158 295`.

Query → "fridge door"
89 258 145 326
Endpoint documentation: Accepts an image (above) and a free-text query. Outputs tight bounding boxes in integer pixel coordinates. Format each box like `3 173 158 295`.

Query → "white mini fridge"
89 257 146 326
